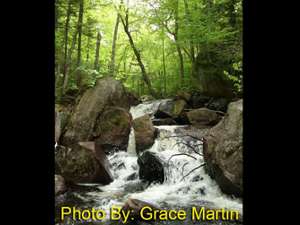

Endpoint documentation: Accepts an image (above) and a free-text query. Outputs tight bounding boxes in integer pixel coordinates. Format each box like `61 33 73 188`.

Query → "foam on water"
74 100 242 218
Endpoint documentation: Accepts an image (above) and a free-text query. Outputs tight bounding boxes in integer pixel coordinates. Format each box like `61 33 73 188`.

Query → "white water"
76 100 242 219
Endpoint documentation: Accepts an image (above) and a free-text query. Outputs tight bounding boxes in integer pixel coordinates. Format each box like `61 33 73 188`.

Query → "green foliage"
55 0 242 100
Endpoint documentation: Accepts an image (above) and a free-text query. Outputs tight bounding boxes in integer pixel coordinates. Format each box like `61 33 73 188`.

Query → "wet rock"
190 93 211 108
154 99 187 119
138 151 164 184
172 99 187 118
204 99 243 197
133 115 156 153
206 97 230 112
174 111 190 125
176 91 192 102
61 77 131 147
120 198 160 223
94 107 132 153
55 175 67 195
55 143 113 184
187 108 222 128
154 99 173 118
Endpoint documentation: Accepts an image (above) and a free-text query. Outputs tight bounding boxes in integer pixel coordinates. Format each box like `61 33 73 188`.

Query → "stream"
56 100 243 225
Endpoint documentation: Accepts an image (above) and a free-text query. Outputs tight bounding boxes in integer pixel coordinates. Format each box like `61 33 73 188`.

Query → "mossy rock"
94 107 132 153
55 145 101 183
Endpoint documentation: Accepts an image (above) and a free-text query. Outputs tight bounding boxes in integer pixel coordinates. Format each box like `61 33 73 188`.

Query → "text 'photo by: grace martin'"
55 0 242 224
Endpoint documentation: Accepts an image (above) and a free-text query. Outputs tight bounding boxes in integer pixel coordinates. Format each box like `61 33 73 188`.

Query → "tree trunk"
76 0 84 67
162 27 167 96
228 0 237 28
61 0 72 95
76 0 84 88
62 29 78 93
109 14 120 76
174 0 185 87
183 0 195 62
86 35 90 64
120 13 157 98
94 31 102 71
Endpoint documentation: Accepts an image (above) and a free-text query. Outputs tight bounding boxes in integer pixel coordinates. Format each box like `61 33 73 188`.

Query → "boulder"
120 198 160 223
55 143 113 184
55 175 67 195
126 91 141 106
154 99 187 119
133 115 156 153
138 151 164 184
61 77 131 147
94 107 132 153
55 104 72 143
176 91 192 102
186 108 222 128
203 99 243 197
190 93 211 108
206 97 230 112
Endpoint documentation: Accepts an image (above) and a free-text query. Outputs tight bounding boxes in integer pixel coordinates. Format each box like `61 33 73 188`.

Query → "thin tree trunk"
76 0 84 88
228 0 236 28
162 27 167 96
183 0 195 63
94 31 102 71
76 0 84 67
86 35 90 64
61 0 72 95
120 12 157 98
174 0 185 87
62 29 78 92
109 14 120 76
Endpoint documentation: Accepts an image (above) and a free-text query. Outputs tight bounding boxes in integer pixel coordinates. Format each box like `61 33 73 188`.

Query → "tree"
61 0 72 95
94 30 102 71
109 14 120 76
118 1 158 98
76 0 84 89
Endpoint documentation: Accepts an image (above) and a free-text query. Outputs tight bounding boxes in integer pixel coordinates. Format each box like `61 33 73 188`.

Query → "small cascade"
61 99 242 224
126 127 136 155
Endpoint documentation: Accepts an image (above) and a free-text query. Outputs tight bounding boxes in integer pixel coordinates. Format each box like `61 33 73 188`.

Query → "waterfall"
126 127 136 155
66 100 242 222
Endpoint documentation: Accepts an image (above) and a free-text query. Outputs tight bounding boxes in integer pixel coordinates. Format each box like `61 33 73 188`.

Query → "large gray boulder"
154 99 187 119
55 143 113 184
61 77 130 147
133 115 156 153
187 108 223 128
203 99 243 197
94 107 132 153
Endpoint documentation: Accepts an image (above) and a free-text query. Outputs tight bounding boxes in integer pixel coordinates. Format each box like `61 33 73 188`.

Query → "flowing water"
56 100 242 225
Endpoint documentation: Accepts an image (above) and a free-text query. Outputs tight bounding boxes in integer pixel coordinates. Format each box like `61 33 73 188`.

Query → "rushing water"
57 100 242 225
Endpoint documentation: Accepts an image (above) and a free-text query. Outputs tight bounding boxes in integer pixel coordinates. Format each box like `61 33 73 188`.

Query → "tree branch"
181 163 206 181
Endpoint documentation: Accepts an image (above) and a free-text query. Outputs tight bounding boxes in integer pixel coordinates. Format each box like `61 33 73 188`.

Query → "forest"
55 0 242 101
55 1 243 224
